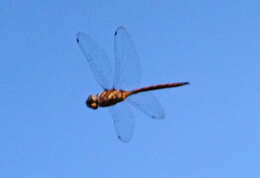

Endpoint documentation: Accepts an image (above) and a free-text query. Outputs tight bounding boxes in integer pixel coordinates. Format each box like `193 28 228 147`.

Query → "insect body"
86 82 189 109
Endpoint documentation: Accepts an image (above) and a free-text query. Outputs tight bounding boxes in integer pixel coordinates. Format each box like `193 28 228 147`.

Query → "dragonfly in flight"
76 26 189 142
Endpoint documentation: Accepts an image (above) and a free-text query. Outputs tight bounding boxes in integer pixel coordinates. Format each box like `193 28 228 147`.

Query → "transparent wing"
113 26 141 90
76 32 113 89
109 102 135 143
127 92 165 119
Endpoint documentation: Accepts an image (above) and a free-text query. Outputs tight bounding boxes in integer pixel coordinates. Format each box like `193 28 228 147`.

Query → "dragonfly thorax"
86 90 131 109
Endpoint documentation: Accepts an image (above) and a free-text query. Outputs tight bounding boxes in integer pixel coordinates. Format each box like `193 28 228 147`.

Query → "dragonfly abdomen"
129 82 189 95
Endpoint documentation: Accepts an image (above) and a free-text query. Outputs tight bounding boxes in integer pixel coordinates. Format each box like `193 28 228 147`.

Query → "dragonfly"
76 26 189 142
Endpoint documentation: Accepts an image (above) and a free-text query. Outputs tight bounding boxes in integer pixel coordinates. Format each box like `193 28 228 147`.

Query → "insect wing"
109 102 135 142
127 92 165 119
76 32 113 89
113 26 141 90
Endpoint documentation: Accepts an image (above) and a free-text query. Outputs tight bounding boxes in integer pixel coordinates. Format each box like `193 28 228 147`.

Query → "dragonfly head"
86 95 98 109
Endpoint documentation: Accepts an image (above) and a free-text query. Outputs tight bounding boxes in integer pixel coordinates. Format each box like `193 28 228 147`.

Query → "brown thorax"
86 89 131 109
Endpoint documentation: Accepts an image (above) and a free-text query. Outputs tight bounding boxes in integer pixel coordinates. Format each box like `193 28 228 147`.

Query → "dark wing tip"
76 32 82 43
114 26 127 36
118 136 130 143
151 113 165 119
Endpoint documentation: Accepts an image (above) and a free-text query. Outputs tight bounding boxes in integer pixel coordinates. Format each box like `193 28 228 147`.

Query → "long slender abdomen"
129 82 189 95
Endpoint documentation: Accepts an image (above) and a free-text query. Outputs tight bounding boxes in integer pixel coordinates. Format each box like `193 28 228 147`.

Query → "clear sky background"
1 0 260 178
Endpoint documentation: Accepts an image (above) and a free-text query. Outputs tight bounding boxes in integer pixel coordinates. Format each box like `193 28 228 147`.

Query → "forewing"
109 102 135 143
76 32 113 89
127 92 165 119
113 26 141 90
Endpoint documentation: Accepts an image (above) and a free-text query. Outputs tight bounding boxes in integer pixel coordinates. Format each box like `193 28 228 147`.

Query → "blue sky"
1 0 260 177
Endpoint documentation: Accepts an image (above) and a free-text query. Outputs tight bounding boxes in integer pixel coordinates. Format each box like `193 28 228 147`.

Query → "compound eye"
86 95 98 109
